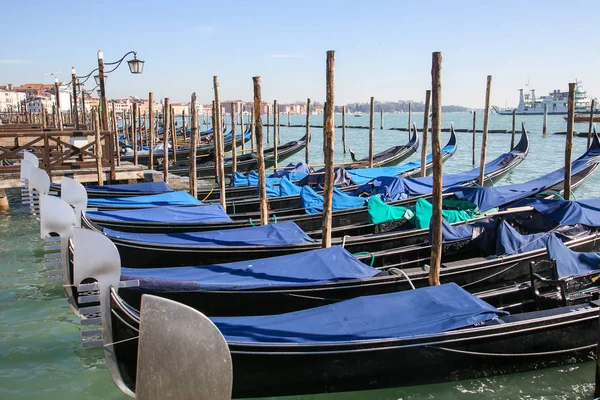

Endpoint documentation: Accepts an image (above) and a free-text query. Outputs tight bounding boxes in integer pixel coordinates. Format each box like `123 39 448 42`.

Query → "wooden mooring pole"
278 107 281 144
231 102 237 173
429 51 442 286
543 104 548 135
273 100 278 170
472 111 477 167
407 102 412 138
322 50 336 249
305 98 311 164
588 99 596 149
564 83 576 200
148 93 154 170
342 105 347 154
380 109 384 129
266 105 270 144
253 76 268 225
213 76 226 208
133 103 138 165
421 89 431 177
240 102 246 155
478 75 492 186
112 103 120 169
163 98 170 183
511 109 516 150
189 93 198 197
170 106 177 163
369 97 375 167
94 110 104 185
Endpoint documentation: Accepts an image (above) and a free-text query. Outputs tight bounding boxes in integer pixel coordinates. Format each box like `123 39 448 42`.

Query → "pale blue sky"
1 0 598 108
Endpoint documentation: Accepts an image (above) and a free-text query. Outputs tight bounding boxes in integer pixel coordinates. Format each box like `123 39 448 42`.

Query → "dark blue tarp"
86 205 232 224
103 221 314 247
448 143 600 212
351 149 522 201
495 220 555 256
300 186 367 214
88 192 202 208
121 246 378 291
211 283 507 343
232 163 310 187
265 177 303 198
347 144 456 185
84 182 174 194
510 198 600 227
547 235 600 278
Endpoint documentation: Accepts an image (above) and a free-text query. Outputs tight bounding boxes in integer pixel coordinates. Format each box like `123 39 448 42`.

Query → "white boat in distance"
493 81 599 115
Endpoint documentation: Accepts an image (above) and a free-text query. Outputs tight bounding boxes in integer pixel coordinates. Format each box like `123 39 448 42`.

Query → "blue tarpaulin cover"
210 283 507 344
511 198 600 227
347 144 456 185
88 192 202 208
103 221 314 247
121 246 378 291
232 163 310 187
352 149 523 201
300 186 367 214
84 182 174 193
448 142 600 212
547 235 600 278
86 205 232 224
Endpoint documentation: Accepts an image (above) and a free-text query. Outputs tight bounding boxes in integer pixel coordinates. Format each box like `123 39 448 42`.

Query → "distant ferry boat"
493 81 599 115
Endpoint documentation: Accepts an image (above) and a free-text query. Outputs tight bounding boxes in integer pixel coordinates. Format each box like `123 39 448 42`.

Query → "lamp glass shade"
97 90 102 97
127 58 145 74
94 75 107 86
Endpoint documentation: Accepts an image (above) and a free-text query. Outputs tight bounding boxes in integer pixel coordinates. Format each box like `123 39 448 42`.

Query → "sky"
1 0 599 108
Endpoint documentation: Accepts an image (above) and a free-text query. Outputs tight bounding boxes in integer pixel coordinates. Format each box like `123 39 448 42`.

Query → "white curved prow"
71 227 136 397
61 177 88 227
29 167 51 216
23 151 39 167
39 195 78 307
20 159 34 205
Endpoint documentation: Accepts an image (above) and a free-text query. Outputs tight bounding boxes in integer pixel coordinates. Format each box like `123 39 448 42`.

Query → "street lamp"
127 54 145 74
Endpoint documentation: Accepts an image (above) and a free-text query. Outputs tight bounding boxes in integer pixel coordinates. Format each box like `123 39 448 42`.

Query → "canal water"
1 112 598 399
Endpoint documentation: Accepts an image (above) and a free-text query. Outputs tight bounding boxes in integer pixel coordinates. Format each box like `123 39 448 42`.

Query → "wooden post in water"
421 90 431 177
322 50 336 249
429 51 442 286
266 104 270 144
213 76 226 208
273 100 277 145
94 110 104 185
407 102 412 137
342 105 347 154
278 107 281 144
511 109 516 150
42 105 47 129
253 76 268 225
112 103 120 170
163 98 170 183
148 93 154 170
250 107 255 151
543 104 548 135
273 100 278 170
565 83 576 201
305 98 311 164
478 76 492 186
240 102 246 155
231 102 237 173
369 97 375 167
380 109 384 129
133 103 138 165
287 111 291 127
588 99 596 149
182 109 186 141
189 93 198 197
472 111 477 166
171 106 177 162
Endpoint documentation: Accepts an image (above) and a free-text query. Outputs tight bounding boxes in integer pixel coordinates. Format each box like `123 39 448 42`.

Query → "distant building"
0 88 26 113
27 94 55 113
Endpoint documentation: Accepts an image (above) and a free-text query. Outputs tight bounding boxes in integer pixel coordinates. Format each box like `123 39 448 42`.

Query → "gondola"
120 126 251 164
73 231 599 399
50 181 175 199
218 125 528 215
197 126 421 201
168 133 309 180
201 125 450 202
83 140 600 268
71 196 600 316
80 125 531 233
